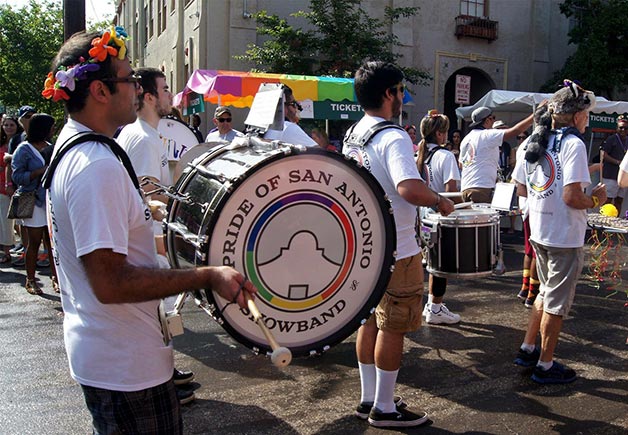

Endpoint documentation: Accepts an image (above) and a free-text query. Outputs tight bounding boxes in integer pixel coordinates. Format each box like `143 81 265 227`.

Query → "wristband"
591 195 599 208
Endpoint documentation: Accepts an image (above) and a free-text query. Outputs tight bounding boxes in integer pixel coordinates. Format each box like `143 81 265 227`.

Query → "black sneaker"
517 288 528 300
173 368 195 385
514 347 540 367
368 406 428 428
176 387 196 405
531 361 577 384
355 395 404 420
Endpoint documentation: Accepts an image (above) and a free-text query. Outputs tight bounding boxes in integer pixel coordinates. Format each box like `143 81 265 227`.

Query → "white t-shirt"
343 115 422 259
205 128 243 143
620 148 628 174
421 143 460 193
514 138 530 220
49 119 173 392
460 128 505 190
265 121 318 147
512 132 591 248
117 118 172 186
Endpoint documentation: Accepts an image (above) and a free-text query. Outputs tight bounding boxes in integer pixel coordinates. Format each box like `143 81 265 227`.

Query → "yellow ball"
600 203 618 217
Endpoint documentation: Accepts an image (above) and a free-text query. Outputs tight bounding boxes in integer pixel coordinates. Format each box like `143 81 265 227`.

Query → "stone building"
114 0 575 130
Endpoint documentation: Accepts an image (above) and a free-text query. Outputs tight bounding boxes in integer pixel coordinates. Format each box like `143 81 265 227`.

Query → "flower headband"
425 109 440 118
42 26 129 102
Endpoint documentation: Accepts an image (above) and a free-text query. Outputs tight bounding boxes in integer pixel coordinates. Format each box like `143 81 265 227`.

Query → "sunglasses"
517 135 526 140
285 101 303 111
618 126 627 130
102 73 143 88
217 117 232 123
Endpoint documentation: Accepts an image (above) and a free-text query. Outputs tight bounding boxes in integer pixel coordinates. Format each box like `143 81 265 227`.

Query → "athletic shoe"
176 387 196 405
36 253 50 268
355 396 405 420
368 406 429 428
10 244 24 254
426 304 460 324
531 361 577 384
517 288 528 300
173 368 195 385
12 253 26 267
524 290 539 309
513 347 540 367
422 302 431 317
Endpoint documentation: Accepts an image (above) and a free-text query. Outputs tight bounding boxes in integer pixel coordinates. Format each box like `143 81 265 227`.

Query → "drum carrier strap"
42 132 141 192
343 120 406 148
419 146 447 181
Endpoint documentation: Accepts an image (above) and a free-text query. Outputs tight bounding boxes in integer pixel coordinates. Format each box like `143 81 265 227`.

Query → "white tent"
455 89 628 123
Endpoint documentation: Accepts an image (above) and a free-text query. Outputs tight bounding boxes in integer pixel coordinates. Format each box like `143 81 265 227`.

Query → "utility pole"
63 0 85 41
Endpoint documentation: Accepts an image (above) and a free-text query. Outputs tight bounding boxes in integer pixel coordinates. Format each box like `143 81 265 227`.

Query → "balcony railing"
455 15 498 42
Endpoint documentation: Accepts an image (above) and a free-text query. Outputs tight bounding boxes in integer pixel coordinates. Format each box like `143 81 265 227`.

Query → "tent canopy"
174 69 412 121
455 90 628 131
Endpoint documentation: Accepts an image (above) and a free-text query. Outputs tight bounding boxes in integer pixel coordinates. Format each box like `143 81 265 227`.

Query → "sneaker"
173 368 195 385
36 253 50 268
422 302 431 317
368 406 429 428
524 292 539 309
513 347 540 367
13 253 26 267
531 361 577 384
517 288 528 300
426 304 460 324
176 387 196 405
355 396 405 420
10 244 23 254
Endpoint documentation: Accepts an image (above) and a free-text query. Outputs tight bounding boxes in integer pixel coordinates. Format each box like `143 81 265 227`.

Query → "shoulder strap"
424 146 445 166
42 132 140 190
343 120 405 148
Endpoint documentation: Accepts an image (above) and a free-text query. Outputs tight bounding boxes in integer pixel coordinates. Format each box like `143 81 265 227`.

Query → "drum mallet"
245 294 292 367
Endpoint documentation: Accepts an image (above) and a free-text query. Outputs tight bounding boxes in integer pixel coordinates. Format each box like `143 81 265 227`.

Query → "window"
144 5 149 43
460 0 487 17
149 0 154 39
157 0 166 34
161 0 167 31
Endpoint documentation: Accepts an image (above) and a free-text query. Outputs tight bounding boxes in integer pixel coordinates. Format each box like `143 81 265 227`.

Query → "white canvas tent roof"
455 90 628 122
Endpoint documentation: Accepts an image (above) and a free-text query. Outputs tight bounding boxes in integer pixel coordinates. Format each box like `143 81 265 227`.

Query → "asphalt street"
0 230 626 435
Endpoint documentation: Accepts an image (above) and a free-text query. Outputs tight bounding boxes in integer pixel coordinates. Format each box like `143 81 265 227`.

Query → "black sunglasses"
618 126 627 130
101 74 142 88
285 101 303 111
217 117 232 123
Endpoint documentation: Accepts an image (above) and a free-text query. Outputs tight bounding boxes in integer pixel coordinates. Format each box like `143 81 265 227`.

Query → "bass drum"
165 137 396 357
158 117 200 182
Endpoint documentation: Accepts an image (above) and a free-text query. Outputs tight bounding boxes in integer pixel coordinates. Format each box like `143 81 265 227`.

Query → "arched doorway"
444 68 495 135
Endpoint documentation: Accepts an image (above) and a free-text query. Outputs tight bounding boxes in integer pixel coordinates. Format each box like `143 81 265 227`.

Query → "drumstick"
245 294 292 367
439 192 463 198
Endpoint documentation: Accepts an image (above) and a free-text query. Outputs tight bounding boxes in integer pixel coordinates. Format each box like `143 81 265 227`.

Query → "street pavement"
0 231 626 434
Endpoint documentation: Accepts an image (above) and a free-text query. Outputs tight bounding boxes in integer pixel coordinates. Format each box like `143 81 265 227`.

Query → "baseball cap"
18 105 36 118
214 106 231 118
493 120 508 129
469 106 492 128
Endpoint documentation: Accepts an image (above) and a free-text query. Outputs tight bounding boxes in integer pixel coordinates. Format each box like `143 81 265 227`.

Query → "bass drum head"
207 148 396 357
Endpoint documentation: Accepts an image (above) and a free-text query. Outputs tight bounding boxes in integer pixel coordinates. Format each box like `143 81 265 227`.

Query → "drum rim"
200 147 397 357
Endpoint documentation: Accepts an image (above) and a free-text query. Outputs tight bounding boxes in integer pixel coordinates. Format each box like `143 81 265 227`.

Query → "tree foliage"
541 0 628 99
0 0 64 119
236 0 431 86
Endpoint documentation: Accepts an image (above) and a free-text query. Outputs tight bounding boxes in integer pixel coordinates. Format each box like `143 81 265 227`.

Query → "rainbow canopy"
174 69 357 108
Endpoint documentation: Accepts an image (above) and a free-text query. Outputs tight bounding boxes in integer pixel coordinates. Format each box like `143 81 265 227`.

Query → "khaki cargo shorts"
366 253 424 333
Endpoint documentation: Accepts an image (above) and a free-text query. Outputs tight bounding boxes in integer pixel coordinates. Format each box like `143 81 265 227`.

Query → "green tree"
541 0 628 99
0 0 64 119
236 0 431 86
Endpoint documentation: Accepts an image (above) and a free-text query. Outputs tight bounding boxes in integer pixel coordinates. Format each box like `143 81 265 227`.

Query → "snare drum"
165 137 396 357
421 208 500 279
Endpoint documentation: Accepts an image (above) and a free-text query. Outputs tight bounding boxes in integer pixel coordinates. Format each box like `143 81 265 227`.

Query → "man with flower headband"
511 80 606 384
43 28 257 433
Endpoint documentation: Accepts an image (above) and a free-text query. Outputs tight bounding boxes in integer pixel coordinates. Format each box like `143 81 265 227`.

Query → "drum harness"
343 120 405 149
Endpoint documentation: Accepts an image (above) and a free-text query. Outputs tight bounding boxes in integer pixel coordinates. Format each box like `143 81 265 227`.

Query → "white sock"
431 302 442 313
427 294 434 305
373 367 399 413
537 359 553 371
358 362 376 404
520 343 536 353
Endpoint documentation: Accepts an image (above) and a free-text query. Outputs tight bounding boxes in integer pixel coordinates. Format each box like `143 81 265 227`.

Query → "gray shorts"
530 240 584 316
602 178 627 199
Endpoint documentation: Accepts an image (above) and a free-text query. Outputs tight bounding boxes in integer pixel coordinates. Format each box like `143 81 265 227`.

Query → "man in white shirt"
511 81 606 384
460 106 534 203
264 86 318 147
117 67 197 403
343 61 453 428
205 106 243 142
43 28 256 434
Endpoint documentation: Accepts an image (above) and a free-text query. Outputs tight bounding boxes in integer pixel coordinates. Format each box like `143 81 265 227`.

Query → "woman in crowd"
0 117 20 263
11 113 58 295
416 111 461 324
450 129 463 163
404 124 418 152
